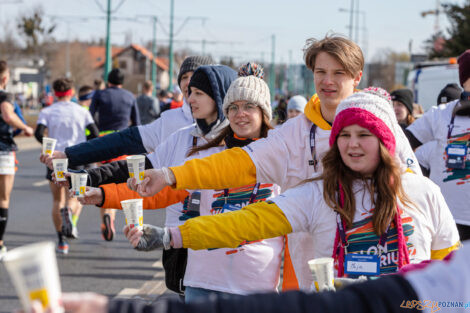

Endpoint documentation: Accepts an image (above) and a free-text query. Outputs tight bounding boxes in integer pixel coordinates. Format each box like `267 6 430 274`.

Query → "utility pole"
168 0 175 91
151 16 157 96
355 0 360 43
349 0 354 39
269 34 276 102
104 0 112 82
288 50 293 93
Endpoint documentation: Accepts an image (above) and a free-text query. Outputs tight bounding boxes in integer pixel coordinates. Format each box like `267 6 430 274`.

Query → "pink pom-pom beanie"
329 87 399 156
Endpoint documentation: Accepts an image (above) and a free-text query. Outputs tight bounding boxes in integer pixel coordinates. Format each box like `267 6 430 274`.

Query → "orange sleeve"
100 183 189 210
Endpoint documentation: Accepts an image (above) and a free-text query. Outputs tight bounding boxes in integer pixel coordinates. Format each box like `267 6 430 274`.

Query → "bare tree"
17 5 56 54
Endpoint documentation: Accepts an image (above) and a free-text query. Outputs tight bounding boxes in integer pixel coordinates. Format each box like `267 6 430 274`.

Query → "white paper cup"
308 257 335 292
52 159 68 182
120 199 143 230
70 173 88 197
126 155 145 184
2 241 63 312
42 137 57 156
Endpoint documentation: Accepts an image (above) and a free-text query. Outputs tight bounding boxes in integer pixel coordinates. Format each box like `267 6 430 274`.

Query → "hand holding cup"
129 168 171 197
40 151 67 171
77 187 103 206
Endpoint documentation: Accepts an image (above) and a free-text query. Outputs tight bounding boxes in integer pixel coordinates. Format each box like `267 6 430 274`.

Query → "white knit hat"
330 87 399 155
222 63 272 120
287 95 308 112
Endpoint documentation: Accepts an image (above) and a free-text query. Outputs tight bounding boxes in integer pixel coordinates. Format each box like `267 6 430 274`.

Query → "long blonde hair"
321 141 411 235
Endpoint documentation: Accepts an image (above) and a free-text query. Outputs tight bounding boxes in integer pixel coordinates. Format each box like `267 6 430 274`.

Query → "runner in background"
136 80 160 125
89 68 140 241
77 85 94 110
0 60 34 259
35 78 99 254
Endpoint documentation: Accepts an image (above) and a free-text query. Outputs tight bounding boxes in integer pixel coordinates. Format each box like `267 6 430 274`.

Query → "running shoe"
101 213 115 241
60 208 73 238
70 225 79 239
56 241 69 255
0 245 7 260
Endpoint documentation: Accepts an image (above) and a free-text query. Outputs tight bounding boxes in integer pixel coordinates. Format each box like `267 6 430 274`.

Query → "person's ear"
353 71 363 88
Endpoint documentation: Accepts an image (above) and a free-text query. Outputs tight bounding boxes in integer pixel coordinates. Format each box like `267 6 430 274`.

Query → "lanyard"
335 213 391 256
309 124 318 171
223 182 261 205
447 111 457 139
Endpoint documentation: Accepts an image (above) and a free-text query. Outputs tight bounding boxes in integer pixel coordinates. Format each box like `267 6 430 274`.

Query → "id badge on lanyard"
339 214 388 277
344 254 380 276
446 143 467 169
445 111 468 169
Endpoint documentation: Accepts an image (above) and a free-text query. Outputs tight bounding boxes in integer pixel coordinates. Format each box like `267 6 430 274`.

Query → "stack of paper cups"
308 257 335 292
52 159 68 182
126 155 145 184
42 138 57 156
120 199 143 230
70 173 88 197
3 241 64 312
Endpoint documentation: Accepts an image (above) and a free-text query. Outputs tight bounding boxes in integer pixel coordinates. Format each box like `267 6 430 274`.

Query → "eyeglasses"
227 103 258 115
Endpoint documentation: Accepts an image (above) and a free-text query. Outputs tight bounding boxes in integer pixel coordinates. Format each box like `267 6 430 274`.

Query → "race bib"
0 151 15 175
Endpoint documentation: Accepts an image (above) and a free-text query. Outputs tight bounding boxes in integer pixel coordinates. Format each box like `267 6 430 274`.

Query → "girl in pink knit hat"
127 87 461 289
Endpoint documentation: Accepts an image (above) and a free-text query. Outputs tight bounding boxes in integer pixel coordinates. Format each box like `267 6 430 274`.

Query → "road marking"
33 180 49 187
115 260 168 300
115 288 139 298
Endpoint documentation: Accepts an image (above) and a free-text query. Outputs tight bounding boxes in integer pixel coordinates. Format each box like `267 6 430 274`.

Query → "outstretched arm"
100 182 188 210
64 127 146 166
171 147 257 190
124 200 293 252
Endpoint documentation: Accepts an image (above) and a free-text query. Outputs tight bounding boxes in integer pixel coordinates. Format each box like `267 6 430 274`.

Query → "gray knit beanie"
287 95 307 113
177 56 214 87
223 63 272 120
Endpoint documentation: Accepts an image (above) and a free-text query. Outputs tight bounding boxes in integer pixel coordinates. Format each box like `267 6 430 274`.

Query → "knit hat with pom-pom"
329 87 399 155
222 62 272 120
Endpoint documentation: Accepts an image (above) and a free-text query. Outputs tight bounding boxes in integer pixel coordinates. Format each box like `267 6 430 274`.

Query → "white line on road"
33 180 49 187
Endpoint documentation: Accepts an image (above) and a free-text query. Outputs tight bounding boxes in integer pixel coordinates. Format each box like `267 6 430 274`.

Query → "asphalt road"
0 138 173 313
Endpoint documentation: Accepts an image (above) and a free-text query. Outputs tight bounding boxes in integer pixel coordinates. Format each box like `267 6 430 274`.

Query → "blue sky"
2 0 466 64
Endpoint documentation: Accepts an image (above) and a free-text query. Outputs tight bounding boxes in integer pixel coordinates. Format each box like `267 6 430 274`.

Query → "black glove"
135 224 171 251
